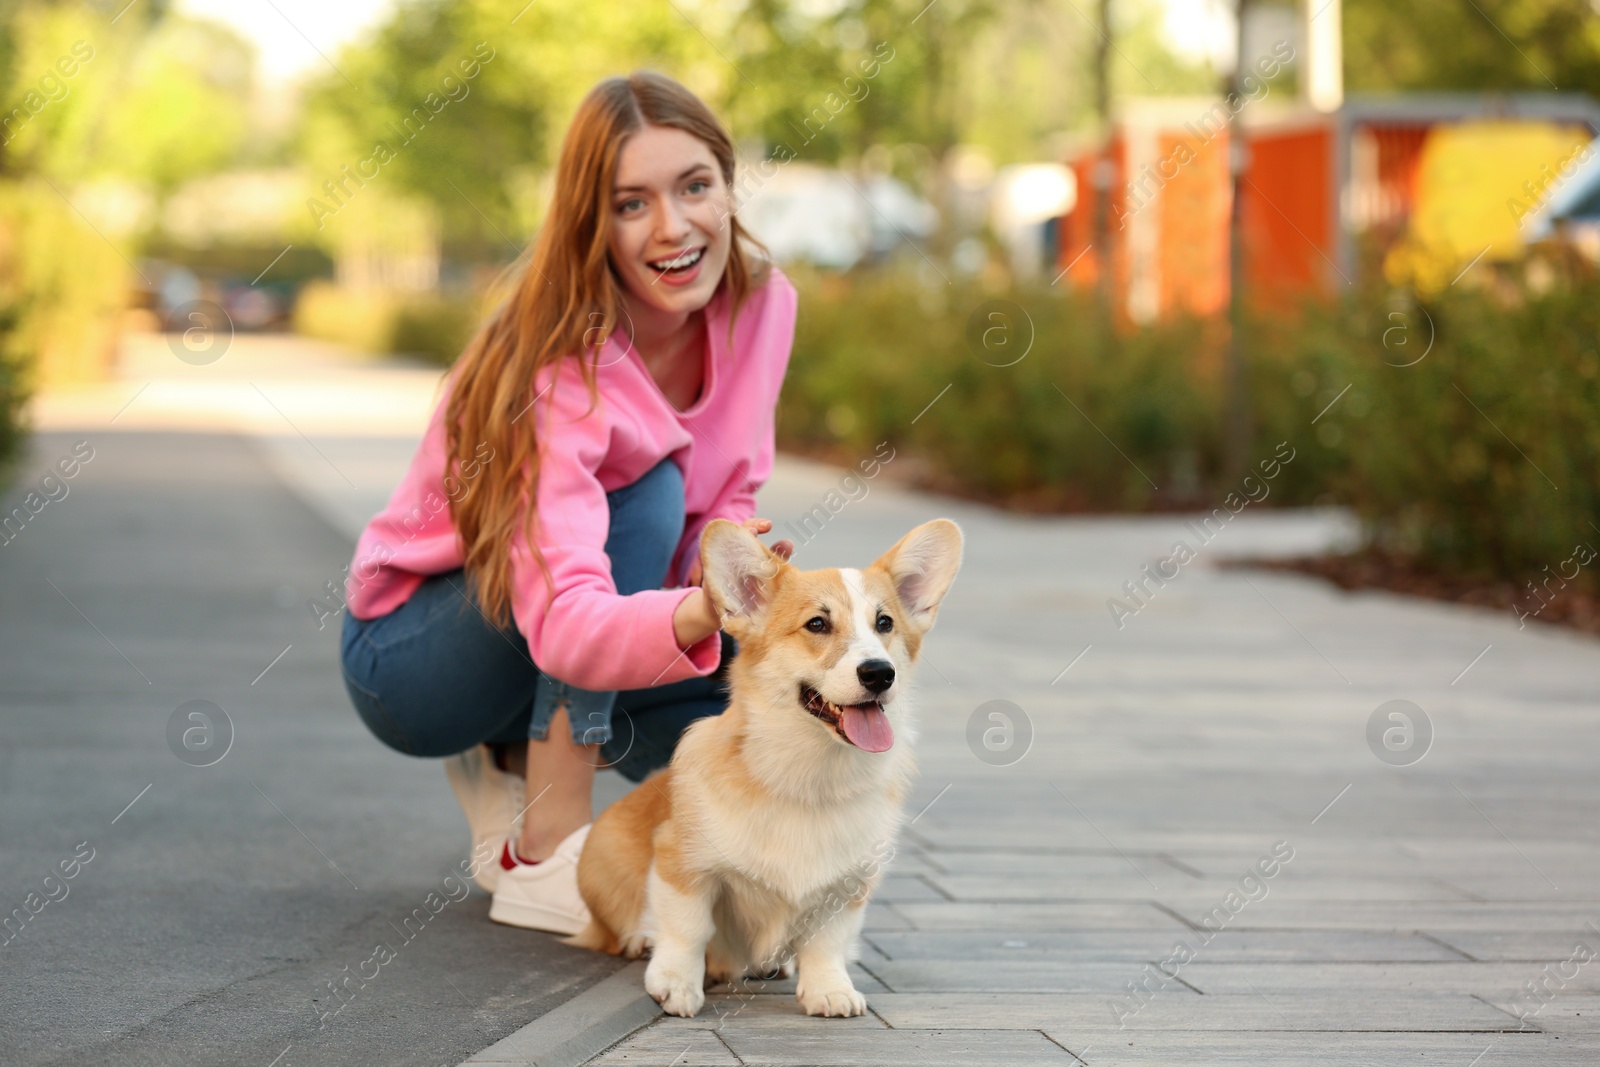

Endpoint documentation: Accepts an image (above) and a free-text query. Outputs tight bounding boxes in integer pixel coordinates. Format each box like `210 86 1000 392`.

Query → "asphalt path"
0 430 622 1067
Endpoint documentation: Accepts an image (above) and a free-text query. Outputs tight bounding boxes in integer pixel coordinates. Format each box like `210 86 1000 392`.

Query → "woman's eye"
876 613 893 633
805 616 829 634
617 198 645 214
685 179 709 195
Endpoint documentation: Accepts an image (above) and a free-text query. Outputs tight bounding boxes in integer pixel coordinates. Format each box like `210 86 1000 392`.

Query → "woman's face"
607 124 732 318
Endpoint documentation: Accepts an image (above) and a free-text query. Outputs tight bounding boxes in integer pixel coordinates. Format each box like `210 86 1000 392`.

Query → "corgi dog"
565 517 963 1018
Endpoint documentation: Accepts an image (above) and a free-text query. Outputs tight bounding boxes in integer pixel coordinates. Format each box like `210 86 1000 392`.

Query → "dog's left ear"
700 518 785 633
872 519 963 632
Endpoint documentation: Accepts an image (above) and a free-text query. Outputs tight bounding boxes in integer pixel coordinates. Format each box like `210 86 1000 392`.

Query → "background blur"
2 0 1598 622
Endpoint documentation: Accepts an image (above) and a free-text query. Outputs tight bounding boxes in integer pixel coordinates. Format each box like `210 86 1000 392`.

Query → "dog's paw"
619 932 654 959
796 982 866 1017
645 958 705 1018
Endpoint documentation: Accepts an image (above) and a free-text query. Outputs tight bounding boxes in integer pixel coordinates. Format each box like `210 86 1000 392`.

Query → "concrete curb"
460 961 660 1067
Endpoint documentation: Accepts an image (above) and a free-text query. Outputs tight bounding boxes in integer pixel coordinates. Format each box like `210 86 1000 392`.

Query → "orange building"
1060 93 1600 320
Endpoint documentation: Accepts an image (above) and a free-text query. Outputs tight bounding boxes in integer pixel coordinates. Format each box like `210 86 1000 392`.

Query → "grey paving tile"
873 874 951 903
1178 961 1600 996
864 960 1201 994
879 851 946 876
863 930 1464 962
1163 902 1600 932
908 850 1189 880
927 874 1470 903
868 992 1521 1032
1424 930 1600 961
589 1027 741 1065
863 930 1176 962
892 902 1190 931
861 901 915 931
713 1027 1075 1065
1048 1031 1576 1066
1480 994 1600 1037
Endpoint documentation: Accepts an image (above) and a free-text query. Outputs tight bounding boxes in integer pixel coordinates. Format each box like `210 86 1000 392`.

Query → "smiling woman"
335 71 798 938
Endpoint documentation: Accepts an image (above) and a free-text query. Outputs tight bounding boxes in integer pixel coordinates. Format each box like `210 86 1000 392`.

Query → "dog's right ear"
700 519 784 632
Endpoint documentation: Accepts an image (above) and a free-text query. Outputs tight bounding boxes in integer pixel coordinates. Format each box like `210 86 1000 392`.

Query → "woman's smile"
648 244 707 287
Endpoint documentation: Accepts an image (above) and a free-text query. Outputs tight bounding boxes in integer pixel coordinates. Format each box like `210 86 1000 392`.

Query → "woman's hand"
683 517 794 587
674 518 793 648
672 587 722 649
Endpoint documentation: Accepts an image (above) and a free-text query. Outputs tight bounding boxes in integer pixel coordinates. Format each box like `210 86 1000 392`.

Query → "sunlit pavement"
7 333 1599 1066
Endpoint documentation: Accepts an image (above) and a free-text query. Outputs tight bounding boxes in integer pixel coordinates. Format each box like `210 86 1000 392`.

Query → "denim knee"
340 612 422 756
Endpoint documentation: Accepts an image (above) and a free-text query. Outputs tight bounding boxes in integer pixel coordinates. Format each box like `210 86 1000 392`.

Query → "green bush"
781 267 1225 512
390 294 479 365
0 297 27 472
781 266 1600 591
1277 282 1600 590
292 280 478 364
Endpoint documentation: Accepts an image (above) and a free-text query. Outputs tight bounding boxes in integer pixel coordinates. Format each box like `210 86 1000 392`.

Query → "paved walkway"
7 333 1598 1065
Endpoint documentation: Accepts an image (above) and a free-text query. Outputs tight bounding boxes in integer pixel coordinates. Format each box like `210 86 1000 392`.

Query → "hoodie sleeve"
670 269 796 586
673 414 771 587
509 361 722 690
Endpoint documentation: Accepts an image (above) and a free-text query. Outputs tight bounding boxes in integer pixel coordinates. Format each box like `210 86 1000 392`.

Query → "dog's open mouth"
800 685 894 752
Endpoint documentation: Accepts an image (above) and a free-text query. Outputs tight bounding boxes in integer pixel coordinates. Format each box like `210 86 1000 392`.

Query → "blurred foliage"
292 280 478 363
779 266 1226 512
1 3 251 191
0 182 128 384
297 1 716 256
779 267 1600 591
1265 278 1600 589
390 292 479 362
295 0 1214 253
291 280 396 354
1345 0 1600 98
0 295 26 471
0 0 254 439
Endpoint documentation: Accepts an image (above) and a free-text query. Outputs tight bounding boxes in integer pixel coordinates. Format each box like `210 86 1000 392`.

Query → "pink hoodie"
344 267 797 691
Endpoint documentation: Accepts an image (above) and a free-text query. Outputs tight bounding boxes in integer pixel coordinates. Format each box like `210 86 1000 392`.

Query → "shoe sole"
488 894 590 937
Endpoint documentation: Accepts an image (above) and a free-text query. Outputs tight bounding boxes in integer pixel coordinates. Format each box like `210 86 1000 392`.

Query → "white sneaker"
443 743 525 893
488 824 592 936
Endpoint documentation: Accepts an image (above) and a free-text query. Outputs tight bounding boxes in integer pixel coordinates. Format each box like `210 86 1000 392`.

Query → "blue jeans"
339 458 732 783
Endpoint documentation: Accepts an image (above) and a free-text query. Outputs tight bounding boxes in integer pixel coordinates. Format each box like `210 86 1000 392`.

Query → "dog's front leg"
793 896 868 1018
642 865 714 1018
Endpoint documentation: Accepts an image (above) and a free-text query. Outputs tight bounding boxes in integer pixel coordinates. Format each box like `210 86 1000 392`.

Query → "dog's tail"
562 919 618 955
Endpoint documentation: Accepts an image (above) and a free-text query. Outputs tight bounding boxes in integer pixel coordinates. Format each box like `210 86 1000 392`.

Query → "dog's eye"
805 616 830 634
876 613 893 633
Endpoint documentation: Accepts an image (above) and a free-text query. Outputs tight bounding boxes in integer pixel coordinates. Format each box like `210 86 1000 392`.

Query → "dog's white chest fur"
701 787 902 905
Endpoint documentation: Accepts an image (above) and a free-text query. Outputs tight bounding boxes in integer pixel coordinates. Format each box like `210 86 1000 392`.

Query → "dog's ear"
700 519 785 631
872 519 963 632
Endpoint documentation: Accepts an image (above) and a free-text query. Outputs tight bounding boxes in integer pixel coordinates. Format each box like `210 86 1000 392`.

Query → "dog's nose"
856 659 895 694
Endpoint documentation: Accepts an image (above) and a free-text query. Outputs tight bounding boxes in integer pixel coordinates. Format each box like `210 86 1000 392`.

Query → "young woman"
338 72 795 936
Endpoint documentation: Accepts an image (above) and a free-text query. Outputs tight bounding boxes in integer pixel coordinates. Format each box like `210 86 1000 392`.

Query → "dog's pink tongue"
840 703 894 752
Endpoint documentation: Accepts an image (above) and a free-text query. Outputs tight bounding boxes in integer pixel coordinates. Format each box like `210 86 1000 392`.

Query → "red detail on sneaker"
500 839 540 871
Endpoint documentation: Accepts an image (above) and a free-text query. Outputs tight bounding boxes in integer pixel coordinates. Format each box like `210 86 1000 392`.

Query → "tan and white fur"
565 518 963 1018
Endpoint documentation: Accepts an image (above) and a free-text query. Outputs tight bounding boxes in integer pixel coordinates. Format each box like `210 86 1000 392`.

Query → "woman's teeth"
650 247 704 272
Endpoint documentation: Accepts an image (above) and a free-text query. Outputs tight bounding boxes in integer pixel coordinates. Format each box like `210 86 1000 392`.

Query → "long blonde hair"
446 71 768 627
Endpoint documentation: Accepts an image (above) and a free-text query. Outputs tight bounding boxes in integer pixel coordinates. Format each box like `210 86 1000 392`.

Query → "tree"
1344 0 1600 97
